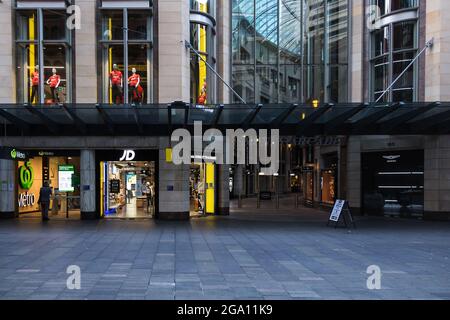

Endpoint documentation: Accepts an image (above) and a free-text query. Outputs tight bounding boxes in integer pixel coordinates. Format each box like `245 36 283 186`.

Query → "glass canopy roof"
0 102 448 136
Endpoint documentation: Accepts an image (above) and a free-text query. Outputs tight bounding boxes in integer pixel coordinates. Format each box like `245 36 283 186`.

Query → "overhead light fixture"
312 99 319 108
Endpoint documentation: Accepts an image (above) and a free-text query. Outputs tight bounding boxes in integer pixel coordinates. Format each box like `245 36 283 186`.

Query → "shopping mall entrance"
96 150 158 219
190 162 215 217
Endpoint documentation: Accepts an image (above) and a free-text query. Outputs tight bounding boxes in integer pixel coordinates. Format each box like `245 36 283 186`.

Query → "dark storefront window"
362 150 424 218
100 8 152 104
232 0 349 104
15 7 72 104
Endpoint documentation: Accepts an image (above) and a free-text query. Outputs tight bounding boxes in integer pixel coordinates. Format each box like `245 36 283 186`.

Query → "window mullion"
123 8 129 104
38 8 44 104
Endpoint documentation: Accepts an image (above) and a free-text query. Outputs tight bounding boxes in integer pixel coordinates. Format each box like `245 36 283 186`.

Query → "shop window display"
15 8 72 104
190 0 216 105
101 10 152 104
321 170 336 205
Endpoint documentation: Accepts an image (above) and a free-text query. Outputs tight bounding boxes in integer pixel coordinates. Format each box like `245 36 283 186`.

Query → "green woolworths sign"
19 161 34 190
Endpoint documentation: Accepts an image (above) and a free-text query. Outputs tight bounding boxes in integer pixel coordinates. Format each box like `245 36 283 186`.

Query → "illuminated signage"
120 150 135 161
19 161 34 190
18 192 35 208
0 147 27 160
59 165 75 192
383 155 401 163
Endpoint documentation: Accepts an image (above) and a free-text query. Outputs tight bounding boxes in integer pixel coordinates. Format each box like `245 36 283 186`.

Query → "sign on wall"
17 158 41 212
58 165 75 192
0 147 27 161
110 179 120 194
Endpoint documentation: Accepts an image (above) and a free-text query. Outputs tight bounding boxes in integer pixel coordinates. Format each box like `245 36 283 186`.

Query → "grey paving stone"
0 214 449 300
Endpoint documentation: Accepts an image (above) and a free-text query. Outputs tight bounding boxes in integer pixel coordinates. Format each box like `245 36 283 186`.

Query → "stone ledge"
81 211 98 220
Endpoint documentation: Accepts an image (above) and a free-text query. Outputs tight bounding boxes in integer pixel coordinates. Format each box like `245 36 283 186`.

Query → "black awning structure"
0 102 449 137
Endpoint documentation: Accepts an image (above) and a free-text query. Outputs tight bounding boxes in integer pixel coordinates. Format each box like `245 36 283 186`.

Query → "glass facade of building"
370 0 419 102
231 0 349 104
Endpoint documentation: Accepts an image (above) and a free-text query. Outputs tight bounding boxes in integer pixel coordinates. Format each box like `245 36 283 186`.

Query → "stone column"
0 0 15 103
80 149 97 219
350 0 364 102
0 159 16 218
346 136 362 214
158 137 190 220
425 0 450 101
216 0 231 103
424 136 450 220
233 165 244 198
158 0 190 103
74 0 97 103
217 164 230 215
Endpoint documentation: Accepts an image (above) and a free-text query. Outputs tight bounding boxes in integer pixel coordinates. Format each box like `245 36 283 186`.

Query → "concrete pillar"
75 0 97 103
425 0 450 101
233 165 244 198
0 0 15 103
346 136 362 214
158 0 190 103
0 159 16 218
217 164 230 215
350 0 364 102
424 136 450 220
158 137 190 220
80 149 96 219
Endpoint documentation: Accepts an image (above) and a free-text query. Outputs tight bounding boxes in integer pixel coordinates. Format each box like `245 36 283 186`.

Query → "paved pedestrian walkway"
0 212 449 300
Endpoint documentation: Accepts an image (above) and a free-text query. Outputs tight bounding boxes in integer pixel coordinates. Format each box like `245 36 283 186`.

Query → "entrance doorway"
362 150 424 218
189 162 215 217
100 160 155 218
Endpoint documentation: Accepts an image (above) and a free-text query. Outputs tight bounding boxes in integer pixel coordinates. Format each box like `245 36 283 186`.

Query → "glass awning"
0 102 449 136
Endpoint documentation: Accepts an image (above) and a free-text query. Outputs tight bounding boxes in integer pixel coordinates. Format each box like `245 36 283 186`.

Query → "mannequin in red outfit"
128 67 142 104
46 68 61 104
30 65 39 104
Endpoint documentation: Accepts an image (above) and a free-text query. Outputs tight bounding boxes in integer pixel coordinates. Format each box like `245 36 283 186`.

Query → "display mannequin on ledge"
30 65 39 104
46 68 61 104
110 64 123 104
197 78 207 105
128 67 143 105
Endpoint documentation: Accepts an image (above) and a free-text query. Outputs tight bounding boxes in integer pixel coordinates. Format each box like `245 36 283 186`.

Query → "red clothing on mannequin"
110 70 123 85
31 71 39 86
128 73 140 87
48 74 60 88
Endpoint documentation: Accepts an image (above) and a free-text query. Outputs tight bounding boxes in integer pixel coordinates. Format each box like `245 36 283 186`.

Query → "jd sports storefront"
95 149 158 219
